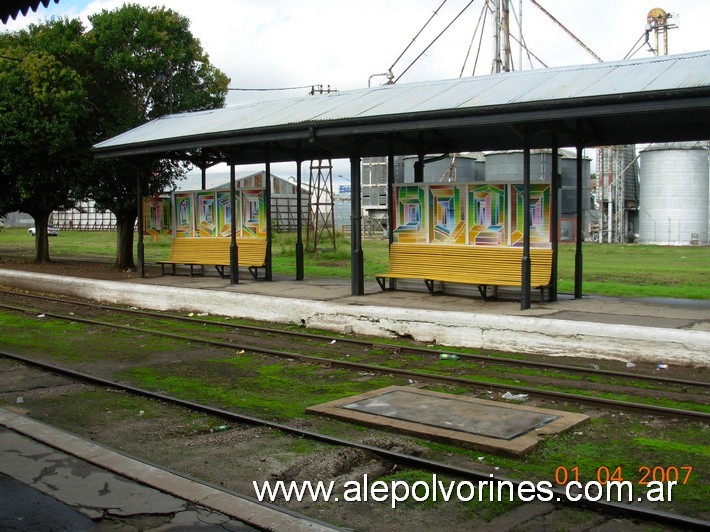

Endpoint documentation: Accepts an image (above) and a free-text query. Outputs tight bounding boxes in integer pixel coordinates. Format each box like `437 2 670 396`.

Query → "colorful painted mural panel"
511 184 551 247
173 192 194 237
196 192 217 237
216 191 237 237
143 196 171 237
428 185 465 244
467 184 508 246
241 189 266 238
393 185 427 243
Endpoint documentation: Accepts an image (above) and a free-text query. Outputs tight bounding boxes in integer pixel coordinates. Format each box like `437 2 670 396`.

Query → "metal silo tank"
638 142 709 245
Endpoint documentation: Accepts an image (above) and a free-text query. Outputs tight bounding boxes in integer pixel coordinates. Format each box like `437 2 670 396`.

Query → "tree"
0 6 228 267
0 19 91 262
84 4 229 269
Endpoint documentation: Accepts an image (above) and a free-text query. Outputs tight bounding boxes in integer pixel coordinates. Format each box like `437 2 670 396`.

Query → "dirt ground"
0 257 162 281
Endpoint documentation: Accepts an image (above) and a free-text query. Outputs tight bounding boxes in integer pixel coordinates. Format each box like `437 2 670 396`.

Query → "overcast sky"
5 0 709 186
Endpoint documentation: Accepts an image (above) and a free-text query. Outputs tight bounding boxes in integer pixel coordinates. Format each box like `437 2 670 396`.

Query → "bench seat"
376 243 552 301
157 237 267 279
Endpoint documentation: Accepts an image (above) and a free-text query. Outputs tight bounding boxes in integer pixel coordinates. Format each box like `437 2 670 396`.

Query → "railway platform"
1 266 708 367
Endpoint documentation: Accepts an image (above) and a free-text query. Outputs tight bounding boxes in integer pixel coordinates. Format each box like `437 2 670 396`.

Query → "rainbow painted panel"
216 191 238 237
467 184 508 246
511 184 551 247
196 192 217 237
173 193 194 237
241 189 266 238
143 196 171 236
428 185 465 244
393 185 426 243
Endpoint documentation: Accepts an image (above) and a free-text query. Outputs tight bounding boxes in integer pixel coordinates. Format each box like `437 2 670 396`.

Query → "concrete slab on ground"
307 386 589 455
0 408 339 531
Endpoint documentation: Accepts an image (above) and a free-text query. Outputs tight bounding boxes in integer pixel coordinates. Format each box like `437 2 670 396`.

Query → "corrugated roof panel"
314 82 464 119
343 83 448 116
399 80 488 113
576 59 675 96
273 91 374 124
456 71 552 107
93 51 710 152
508 66 614 102
643 53 710 91
221 98 310 129
334 85 407 117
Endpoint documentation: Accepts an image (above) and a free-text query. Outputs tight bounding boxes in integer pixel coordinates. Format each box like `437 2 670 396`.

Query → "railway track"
1 349 707 530
1 288 704 388
0 289 707 422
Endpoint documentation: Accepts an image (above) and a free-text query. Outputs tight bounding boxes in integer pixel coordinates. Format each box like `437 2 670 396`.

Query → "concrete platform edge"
0 407 339 531
1 269 708 366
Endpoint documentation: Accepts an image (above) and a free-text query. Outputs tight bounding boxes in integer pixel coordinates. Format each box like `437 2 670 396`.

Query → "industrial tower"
594 8 676 243
306 85 337 251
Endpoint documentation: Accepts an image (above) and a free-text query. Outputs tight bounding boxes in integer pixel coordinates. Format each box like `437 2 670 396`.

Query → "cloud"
5 0 707 179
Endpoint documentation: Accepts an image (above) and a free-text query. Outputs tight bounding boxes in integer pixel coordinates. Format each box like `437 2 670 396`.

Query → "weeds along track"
0 288 708 422
1 349 708 530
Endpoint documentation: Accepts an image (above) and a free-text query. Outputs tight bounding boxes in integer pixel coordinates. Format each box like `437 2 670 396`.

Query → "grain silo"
638 142 709 245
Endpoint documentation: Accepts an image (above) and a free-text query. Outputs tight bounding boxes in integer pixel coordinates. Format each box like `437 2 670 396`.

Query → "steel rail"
0 349 706 530
0 301 707 422
1 289 705 389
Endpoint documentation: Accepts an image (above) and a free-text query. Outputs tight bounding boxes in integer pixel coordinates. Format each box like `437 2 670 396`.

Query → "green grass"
0 227 172 263
120 355 405 420
555 243 710 299
0 311 190 361
1 228 708 299
422 418 709 516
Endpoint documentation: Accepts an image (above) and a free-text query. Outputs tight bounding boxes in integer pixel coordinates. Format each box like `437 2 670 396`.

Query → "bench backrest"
388 243 552 286
167 238 266 266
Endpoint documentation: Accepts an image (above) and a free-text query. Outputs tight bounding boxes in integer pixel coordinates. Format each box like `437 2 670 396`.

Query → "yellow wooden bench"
158 237 267 279
376 243 553 302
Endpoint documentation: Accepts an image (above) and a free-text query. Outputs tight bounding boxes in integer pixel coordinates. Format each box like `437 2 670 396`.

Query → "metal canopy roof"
1 0 59 24
93 51 710 165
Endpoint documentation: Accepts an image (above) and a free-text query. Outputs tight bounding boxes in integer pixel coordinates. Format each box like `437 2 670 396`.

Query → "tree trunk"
115 210 137 270
35 215 49 264
32 213 51 264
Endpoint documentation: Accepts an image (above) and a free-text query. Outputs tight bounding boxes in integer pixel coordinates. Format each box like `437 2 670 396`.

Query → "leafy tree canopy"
83 3 229 268
0 4 229 265
0 18 91 261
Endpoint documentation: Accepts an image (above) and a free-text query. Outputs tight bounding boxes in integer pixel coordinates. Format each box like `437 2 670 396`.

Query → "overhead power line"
388 0 448 76
529 0 603 63
228 84 316 92
395 0 477 83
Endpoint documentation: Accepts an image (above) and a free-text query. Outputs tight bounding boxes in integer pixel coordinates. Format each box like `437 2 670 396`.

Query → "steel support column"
296 155 304 280
550 137 559 302
414 152 424 183
521 139 532 310
351 155 364 295
264 147 273 281
136 166 145 278
229 163 239 285
574 146 584 298
387 138 395 290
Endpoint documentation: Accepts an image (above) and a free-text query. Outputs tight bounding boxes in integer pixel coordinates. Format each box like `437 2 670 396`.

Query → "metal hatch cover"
342 389 559 440
307 386 589 455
